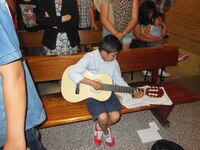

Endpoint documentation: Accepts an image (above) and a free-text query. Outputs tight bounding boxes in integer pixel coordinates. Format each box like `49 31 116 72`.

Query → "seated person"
143 11 170 77
68 34 143 147
143 12 169 47
130 0 160 48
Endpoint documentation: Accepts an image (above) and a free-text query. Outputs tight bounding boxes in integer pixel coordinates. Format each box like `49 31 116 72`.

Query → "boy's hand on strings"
90 80 102 90
132 89 144 98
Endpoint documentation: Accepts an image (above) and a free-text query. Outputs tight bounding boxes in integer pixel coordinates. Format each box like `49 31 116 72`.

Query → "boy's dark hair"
139 1 156 25
98 34 122 53
152 12 165 23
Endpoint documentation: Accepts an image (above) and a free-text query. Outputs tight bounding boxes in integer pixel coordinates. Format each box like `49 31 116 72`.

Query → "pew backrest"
17 30 102 49
25 46 179 83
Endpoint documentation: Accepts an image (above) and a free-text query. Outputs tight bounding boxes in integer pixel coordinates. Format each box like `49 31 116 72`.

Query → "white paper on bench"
140 85 173 105
116 93 149 108
116 86 172 109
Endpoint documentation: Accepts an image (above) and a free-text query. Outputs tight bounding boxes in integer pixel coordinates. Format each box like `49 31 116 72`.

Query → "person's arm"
161 22 167 37
133 23 160 42
80 78 102 90
100 2 119 36
6 0 16 20
122 0 138 37
89 7 99 30
143 25 159 39
69 52 102 90
113 61 143 98
38 0 71 28
0 60 26 150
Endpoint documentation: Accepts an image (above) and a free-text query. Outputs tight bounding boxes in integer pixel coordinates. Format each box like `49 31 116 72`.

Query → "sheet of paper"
149 122 160 131
116 93 149 108
137 128 162 143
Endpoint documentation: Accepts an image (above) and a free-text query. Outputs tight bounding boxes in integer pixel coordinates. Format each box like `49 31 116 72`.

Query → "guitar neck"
102 84 142 93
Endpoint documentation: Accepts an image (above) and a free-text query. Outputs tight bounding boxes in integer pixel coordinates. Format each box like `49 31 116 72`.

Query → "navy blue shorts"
85 92 122 121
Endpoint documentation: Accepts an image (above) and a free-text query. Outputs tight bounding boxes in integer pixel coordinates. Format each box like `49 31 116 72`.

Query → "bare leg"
97 111 120 135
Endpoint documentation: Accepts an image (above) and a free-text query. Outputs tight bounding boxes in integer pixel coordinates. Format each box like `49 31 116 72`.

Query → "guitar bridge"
75 83 80 94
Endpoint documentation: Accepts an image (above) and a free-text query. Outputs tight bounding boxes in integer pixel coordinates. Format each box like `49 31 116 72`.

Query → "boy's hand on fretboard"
132 89 144 98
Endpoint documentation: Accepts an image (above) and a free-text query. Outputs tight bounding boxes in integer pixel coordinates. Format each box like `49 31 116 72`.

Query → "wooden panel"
17 30 102 49
40 81 199 128
118 45 179 72
25 46 179 83
25 53 84 82
40 94 160 128
166 0 200 56
17 30 44 48
160 82 200 104
78 30 102 45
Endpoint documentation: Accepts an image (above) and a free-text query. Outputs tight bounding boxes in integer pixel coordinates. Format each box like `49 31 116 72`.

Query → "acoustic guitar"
61 66 164 103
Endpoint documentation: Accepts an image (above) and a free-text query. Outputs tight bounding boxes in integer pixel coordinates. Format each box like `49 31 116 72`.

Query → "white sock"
104 128 111 138
96 123 102 131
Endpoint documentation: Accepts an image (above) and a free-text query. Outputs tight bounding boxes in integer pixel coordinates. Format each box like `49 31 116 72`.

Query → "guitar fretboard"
102 84 144 93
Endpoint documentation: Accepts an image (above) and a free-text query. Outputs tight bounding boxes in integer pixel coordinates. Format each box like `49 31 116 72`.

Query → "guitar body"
61 66 164 103
61 66 113 103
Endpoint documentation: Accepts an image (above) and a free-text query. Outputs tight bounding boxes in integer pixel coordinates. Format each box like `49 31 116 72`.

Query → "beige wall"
165 0 200 56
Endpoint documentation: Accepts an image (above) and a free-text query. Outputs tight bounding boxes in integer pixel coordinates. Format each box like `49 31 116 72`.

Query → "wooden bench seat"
40 94 160 128
39 81 198 128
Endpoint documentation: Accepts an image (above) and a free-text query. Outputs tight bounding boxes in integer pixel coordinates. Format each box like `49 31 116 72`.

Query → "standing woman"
96 0 138 49
39 0 80 55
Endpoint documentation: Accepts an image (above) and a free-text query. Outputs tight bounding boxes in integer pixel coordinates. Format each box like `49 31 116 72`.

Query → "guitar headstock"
145 86 164 98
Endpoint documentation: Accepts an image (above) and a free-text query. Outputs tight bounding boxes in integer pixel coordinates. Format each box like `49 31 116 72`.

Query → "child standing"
143 12 167 47
68 34 143 147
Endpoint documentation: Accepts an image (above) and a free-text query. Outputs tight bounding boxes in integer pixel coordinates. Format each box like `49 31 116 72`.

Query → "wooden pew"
24 45 199 128
17 30 102 54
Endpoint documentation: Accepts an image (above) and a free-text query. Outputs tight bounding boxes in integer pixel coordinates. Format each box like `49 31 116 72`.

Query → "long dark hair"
138 1 156 25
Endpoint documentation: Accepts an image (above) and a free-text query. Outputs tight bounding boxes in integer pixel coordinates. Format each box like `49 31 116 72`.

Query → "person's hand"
55 0 62 3
62 14 71 22
115 32 123 41
153 37 162 42
91 80 102 90
91 23 99 30
132 89 144 98
44 11 49 17
161 22 166 27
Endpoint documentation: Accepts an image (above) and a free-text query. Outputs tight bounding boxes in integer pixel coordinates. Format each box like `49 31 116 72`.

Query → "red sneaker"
105 127 115 147
93 122 103 146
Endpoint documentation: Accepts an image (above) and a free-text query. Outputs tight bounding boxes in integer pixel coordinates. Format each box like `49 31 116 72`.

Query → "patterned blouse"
44 1 78 55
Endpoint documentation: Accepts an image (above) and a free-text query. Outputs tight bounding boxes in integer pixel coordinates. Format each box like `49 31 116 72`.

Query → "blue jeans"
0 127 46 150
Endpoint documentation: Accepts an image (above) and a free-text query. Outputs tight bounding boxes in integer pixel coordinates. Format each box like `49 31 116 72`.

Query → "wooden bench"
24 45 199 129
17 30 102 55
